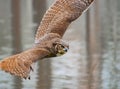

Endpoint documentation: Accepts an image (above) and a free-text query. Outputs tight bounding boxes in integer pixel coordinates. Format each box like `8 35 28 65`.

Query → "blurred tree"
86 1 102 89
33 0 52 89
11 0 23 89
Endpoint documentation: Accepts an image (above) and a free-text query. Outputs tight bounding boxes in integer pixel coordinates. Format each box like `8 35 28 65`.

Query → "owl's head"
53 41 69 56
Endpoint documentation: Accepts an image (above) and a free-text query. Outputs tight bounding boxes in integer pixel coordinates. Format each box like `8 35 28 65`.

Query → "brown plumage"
0 0 94 79
35 0 94 41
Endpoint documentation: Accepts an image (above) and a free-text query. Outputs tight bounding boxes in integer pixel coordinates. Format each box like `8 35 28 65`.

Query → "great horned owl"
0 0 94 79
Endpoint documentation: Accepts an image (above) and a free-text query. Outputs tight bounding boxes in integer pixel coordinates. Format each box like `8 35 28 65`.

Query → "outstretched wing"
0 47 50 79
35 0 94 42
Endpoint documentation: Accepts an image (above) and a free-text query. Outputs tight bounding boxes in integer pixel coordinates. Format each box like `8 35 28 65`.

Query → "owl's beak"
63 47 68 52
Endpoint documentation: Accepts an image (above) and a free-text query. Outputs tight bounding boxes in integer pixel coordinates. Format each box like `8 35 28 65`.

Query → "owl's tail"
0 55 33 79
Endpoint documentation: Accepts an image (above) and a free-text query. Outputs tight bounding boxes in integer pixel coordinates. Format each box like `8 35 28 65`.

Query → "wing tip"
0 57 32 79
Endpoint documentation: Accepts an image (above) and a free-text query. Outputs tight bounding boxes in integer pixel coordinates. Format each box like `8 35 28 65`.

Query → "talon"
28 76 31 80
24 77 27 80
30 66 34 72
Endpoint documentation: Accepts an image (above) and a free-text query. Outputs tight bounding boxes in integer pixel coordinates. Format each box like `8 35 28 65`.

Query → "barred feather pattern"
0 48 50 79
35 0 94 42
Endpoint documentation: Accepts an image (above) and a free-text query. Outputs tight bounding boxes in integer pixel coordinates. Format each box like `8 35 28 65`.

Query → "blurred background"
0 0 120 89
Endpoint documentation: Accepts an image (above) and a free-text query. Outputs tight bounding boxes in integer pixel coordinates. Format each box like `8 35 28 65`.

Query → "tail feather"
0 54 33 79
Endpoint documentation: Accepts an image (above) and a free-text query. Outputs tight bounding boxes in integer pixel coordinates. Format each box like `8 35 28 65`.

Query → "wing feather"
35 0 63 41
35 0 94 41
0 48 50 79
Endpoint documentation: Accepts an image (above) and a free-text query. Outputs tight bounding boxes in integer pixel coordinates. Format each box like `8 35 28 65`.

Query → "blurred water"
0 0 120 89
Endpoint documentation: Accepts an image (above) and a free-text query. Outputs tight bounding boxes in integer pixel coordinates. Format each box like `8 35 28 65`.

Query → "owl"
0 0 94 79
